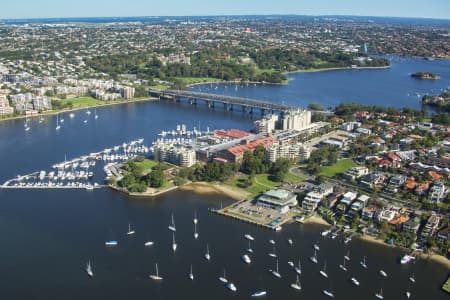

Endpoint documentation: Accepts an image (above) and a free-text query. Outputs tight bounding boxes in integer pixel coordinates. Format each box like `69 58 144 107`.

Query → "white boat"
193 210 198 225
149 263 163 281
172 232 177 252
245 234 255 241
105 240 118 246
323 290 334 298
83 119 88 124
219 269 228 283
247 240 254 253
360 256 368 269
270 259 281 278
288 261 294 268
287 238 293 245
320 261 328 278
269 239 275 245
226 282 237 292
268 246 277 258
242 254 251 264
344 251 350 261
86 260 93 277
168 213 176 232
295 259 301 275
351 277 360 286
401 254 415 264
406 291 411 299
290 274 301 290
379 270 388 277
314 243 320 251
56 114 61 130
409 275 415 283
94 109 98 120
204 244 211 261
375 288 384 299
69 113 75 119
194 222 199 240
126 224 135 235
295 216 305 223
339 257 348 271
310 249 318 264
86 109 91 115
251 290 267 297
321 229 331 237
188 264 194 280
144 241 154 247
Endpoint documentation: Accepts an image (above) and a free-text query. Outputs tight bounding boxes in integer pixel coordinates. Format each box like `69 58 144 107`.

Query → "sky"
0 0 449 20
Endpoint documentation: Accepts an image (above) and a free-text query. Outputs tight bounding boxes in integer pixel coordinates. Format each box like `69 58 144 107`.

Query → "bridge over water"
148 89 333 115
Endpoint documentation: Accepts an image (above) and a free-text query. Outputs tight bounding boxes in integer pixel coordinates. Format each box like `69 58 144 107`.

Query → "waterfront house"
421 214 441 241
403 216 421 235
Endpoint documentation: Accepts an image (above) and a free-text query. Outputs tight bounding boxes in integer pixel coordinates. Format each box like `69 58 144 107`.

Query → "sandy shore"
358 234 450 270
303 215 331 226
180 182 250 201
285 65 391 74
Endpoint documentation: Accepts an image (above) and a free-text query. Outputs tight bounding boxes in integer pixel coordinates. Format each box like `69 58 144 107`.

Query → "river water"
0 57 449 299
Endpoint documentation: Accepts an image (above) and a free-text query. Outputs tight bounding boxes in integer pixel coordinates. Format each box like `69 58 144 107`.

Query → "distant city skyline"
0 0 449 20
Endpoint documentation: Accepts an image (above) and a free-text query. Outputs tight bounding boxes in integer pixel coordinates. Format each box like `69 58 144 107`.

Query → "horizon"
1 0 449 20
1 14 450 22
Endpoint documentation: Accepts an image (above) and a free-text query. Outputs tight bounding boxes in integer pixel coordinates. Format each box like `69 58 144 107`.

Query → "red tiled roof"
386 152 401 161
214 129 250 139
227 137 273 156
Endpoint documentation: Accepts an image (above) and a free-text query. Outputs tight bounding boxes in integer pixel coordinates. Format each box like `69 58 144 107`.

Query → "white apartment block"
281 109 311 131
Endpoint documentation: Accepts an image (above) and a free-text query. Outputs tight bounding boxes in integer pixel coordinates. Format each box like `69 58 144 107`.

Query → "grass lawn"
319 159 356 178
226 174 280 198
150 84 170 90
133 159 158 175
283 172 304 183
443 277 450 293
58 96 104 109
174 77 223 85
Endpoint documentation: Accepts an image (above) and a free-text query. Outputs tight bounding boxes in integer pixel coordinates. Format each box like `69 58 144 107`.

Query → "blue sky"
1 0 449 19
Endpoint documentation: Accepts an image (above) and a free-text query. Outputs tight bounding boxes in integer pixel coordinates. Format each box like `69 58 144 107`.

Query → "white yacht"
310 249 318 264
126 224 135 235
287 238 293 245
314 243 320 251
290 274 301 290
351 277 360 286
168 213 176 232
105 240 118 246
56 114 61 130
320 261 328 278
247 240 254 253
172 232 177 252
295 259 302 275
321 229 331 237
406 291 411 299
204 244 211 261
409 275 415 283
94 109 98 120
379 270 388 277
268 246 277 258
241 254 251 264
86 260 93 277
339 257 348 271
269 239 275 245
226 282 237 292
69 113 75 119
270 259 281 278
251 290 267 297
194 223 199 240
188 264 194 280
219 269 228 283
360 256 368 269
245 234 255 241
149 263 163 281
193 210 198 225
375 288 384 299
344 251 350 261
323 290 334 298
401 254 415 264
144 241 154 247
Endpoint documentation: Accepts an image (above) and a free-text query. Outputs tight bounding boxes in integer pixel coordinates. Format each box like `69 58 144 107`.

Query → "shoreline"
284 65 391 74
358 234 450 270
0 97 158 123
302 214 332 226
180 181 250 201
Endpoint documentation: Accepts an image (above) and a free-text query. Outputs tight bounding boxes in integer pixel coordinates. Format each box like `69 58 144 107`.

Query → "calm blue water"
0 58 449 300
191 57 450 110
